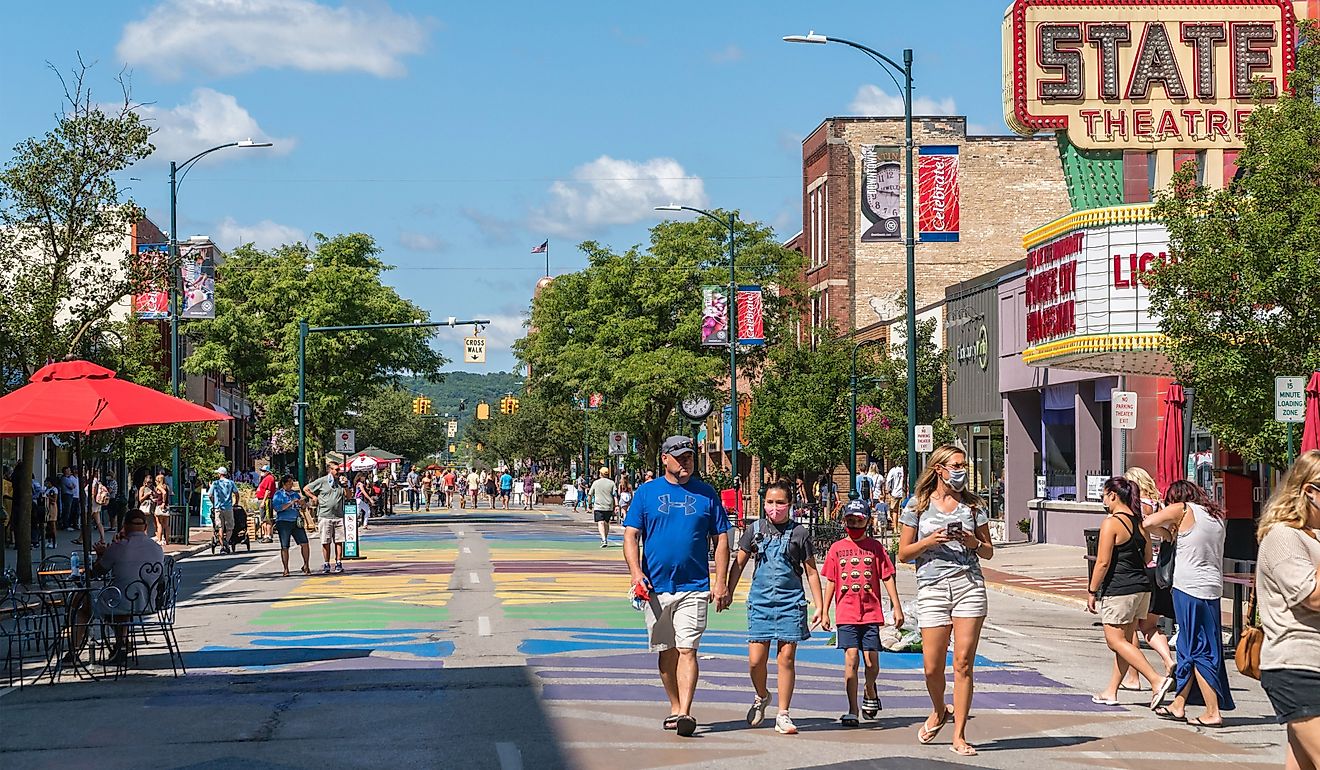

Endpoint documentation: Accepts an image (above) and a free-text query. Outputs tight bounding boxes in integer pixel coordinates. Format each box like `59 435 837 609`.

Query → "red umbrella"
0 360 230 437
1302 372 1320 454
1155 383 1186 496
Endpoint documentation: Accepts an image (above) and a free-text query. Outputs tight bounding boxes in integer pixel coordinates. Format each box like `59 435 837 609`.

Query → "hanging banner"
134 243 170 319
180 242 217 319
918 146 960 242
735 285 765 346
701 285 730 346
861 145 902 243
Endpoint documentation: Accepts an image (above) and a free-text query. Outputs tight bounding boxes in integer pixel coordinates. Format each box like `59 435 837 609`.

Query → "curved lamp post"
655 205 739 495
784 32 919 481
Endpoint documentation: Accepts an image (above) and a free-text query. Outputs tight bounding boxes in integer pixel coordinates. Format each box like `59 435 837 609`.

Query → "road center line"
463 546 472 554
478 615 492 636
495 742 523 770
180 552 282 608
469 571 480 585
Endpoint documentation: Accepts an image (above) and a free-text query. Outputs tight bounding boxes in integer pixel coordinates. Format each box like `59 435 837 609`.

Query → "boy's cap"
841 499 871 519
660 436 694 456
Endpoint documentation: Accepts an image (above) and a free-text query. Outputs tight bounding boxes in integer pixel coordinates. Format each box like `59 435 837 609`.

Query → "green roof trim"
1056 134 1124 211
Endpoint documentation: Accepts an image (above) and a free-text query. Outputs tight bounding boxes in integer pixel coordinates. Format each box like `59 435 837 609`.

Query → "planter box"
541 492 565 505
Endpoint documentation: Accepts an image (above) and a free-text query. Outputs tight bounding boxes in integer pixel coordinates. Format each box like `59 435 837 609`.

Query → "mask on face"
946 468 968 492
845 526 867 540
765 503 791 523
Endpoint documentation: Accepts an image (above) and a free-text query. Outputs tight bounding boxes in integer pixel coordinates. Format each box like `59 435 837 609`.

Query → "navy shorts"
275 519 308 549
1262 668 1320 724
836 622 882 651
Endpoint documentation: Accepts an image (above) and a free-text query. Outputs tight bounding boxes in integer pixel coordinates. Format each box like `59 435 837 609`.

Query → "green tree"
1147 24 1320 464
184 234 446 476
516 213 803 468
0 62 153 581
858 317 956 463
346 386 448 463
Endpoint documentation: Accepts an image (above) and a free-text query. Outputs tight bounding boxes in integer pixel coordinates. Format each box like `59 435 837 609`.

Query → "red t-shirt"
254 473 276 500
822 537 896 625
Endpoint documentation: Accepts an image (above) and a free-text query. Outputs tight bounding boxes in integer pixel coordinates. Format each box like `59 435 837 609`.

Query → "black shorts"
592 510 615 523
1262 668 1320 724
836 623 882 651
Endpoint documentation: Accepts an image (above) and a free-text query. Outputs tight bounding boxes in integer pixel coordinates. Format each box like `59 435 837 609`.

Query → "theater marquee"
1002 0 1296 149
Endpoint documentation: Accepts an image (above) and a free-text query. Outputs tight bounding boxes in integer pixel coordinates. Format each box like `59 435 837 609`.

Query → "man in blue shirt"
624 435 730 737
208 467 239 554
499 470 513 509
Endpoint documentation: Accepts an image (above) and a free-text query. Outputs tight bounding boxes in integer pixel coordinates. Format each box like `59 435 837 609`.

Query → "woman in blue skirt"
1147 480 1235 726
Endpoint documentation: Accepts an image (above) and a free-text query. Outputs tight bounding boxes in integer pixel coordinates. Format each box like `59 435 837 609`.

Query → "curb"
894 557 1089 610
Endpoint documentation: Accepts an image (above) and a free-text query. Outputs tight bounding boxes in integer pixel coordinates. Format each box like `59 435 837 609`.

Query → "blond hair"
911 444 983 513
1123 467 1159 502
1259 450 1320 542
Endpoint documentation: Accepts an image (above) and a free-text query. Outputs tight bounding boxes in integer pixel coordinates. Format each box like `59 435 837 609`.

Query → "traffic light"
499 394 521 415
509 396 519 414
412 397 423 415
411 396 433 415
476 402 489 420
449 444 456 453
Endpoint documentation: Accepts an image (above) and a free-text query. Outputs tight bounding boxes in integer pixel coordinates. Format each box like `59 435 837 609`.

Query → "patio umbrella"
0 359 230 574
1301 372 1320 454
349 454 379 472
1155 383 1186 496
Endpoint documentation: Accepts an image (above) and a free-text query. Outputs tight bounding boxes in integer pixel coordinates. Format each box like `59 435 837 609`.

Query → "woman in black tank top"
1086 478 1171 705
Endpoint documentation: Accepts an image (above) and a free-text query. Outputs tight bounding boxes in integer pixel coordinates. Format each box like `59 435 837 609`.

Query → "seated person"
68 509 166 663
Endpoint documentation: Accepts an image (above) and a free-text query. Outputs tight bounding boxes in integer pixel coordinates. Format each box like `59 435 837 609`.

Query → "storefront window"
1043 407 1077 499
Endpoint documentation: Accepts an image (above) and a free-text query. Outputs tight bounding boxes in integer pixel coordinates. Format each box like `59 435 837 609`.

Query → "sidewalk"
979 541 1092 607
4 522 216 573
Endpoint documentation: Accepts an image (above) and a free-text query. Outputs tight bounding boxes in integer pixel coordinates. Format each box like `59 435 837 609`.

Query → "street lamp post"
168 139 272 535
656 205 739 495
849 339 884 499
784 32 919 478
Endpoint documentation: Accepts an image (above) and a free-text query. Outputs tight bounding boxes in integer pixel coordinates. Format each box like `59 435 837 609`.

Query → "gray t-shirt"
736 518 814 566
589 478 617 512
899 499 989 586
306 474 345 519
98 531 165 611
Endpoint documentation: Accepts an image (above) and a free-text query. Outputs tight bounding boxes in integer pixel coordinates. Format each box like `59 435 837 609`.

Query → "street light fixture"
655 204 740 496
784 31 920 481
169 139 272 537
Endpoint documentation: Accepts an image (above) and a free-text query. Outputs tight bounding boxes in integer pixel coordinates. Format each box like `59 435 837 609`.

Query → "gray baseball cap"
660 435 695 456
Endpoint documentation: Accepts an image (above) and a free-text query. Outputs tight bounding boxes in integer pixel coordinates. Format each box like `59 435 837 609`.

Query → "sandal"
1187 717 1224 728
1150 676 1175 709
950 743 978 757
862 695 882 718
662 714 680 730
282 570 290 577
918 705 953 744
675 715 697 737
301 566 311 575
840 713 859 727
1090 695 1120 706
1154 706 1186 722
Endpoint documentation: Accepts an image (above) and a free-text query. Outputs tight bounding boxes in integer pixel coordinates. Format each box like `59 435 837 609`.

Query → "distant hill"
402 371 523 431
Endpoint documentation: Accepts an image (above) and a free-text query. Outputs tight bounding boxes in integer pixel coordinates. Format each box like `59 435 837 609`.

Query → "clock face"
680 395 713 422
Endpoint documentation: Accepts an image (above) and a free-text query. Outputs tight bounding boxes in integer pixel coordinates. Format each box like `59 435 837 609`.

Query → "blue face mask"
946 469 968 491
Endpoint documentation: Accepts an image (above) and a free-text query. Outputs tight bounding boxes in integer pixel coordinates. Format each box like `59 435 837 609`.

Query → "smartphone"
945 521 964 538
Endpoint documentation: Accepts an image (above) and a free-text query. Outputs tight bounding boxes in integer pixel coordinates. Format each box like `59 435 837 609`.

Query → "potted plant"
538 471 567 504
1017 517 1032 540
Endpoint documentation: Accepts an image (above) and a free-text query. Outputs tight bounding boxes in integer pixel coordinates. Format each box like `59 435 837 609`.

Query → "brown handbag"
1234 588 1263 680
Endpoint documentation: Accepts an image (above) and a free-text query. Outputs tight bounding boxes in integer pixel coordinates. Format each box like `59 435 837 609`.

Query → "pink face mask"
764 502 791 523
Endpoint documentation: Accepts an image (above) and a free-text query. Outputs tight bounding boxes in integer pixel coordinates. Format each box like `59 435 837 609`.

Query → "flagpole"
545 239 550 277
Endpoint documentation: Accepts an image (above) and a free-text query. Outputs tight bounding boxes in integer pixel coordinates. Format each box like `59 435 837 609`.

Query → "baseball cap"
660 435 695 456
260 464 270 472
215 466 228 476
841 499 871 520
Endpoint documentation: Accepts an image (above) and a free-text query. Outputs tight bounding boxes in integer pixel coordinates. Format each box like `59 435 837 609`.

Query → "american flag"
531 240 548 254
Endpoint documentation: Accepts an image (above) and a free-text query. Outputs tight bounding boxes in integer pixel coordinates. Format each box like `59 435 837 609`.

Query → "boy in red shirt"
822 500 904 727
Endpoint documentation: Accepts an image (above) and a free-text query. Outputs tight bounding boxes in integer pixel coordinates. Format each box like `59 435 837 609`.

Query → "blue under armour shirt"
624 476 729 594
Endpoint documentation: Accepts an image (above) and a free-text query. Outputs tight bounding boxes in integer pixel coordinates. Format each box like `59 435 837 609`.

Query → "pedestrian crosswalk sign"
464 336 486 364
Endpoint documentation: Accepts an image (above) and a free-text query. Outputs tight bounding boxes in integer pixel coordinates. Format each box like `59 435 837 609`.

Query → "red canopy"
1155 384 1186 496
0 359 231 437
1302 372 1320 454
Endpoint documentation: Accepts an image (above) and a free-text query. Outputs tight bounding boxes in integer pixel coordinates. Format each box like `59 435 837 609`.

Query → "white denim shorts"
915 571 988 628
644 591 709 652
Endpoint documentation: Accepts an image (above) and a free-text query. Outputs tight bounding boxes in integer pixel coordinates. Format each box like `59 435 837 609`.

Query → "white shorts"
644 591 709 652
915 572 988 628
317 517 344 542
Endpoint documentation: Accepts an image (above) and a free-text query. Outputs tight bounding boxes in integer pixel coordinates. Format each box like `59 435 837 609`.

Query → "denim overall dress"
747 519 810 643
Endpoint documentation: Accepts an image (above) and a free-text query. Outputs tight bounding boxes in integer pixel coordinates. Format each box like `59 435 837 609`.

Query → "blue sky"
1 0 1014 372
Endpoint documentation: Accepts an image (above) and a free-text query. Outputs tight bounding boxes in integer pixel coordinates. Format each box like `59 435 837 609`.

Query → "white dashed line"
495 742 523 770
463 546 472 554
478 615 492 636
985 621 1028 638
469 571 480 585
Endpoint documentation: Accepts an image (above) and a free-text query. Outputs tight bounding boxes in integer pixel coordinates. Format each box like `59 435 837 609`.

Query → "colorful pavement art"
192 524 459 673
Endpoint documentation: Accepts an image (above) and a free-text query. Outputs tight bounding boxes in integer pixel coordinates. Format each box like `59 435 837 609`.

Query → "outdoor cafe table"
26 584 96 684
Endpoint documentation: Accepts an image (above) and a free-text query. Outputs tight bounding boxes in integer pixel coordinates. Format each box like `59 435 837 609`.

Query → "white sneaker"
774 712 798 734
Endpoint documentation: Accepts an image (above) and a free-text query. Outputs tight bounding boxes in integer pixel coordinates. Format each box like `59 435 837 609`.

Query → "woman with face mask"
897 445 994 757
1255 450 1320 769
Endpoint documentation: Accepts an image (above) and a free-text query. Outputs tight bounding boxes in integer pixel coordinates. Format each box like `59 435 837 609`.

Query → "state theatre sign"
1003 0 1296 149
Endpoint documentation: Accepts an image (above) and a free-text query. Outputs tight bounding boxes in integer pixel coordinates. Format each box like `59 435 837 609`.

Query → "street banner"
587 393 604 409
343 501 360 559
335 429 356 453
464 336 487 364
736 285 765 346
701 285 730 346
180 242 216 319
608 431 627 456
918 146 960 242
134 243 170 319
861 145 902 243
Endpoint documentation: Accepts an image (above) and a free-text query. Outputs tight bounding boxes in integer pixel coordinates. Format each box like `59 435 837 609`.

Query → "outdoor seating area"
0 557 185 688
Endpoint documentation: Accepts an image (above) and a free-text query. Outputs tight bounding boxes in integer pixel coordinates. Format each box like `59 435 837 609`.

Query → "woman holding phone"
898 444 994 757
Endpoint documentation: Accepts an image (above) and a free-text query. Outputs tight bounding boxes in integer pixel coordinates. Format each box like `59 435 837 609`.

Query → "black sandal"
663 714 680 730
1154 706 1186 722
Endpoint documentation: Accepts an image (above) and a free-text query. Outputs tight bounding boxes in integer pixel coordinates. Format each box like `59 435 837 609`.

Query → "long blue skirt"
1172 588 1236 711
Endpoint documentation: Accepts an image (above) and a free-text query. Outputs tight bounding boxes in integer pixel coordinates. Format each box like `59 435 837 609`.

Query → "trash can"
167 503 189 545
1084 527 1101 581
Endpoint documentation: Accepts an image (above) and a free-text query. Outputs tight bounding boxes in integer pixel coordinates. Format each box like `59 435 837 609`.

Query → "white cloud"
213 217 305 250
709 44 744 63
849 84 958 117
399 231 447 252
448 311 526 370
138 88 292 162
118 0 430 79
530 156 707 237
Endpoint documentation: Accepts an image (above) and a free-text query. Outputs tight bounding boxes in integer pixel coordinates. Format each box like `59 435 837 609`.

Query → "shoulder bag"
1234 588 1263 679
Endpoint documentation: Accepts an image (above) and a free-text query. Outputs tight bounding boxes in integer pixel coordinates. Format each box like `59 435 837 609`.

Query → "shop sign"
1002 0 1296 150
1025 221 1170 346
956 324 990 371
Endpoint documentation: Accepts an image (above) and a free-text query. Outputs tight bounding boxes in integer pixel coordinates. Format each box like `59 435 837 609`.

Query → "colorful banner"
701 285 730 346
735 285 764 346
180 242 217 319
133 243 170 319
919 146 960 242
861 145 902 243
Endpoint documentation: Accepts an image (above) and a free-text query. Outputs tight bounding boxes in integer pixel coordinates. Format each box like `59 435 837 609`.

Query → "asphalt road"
0 504 1287 769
